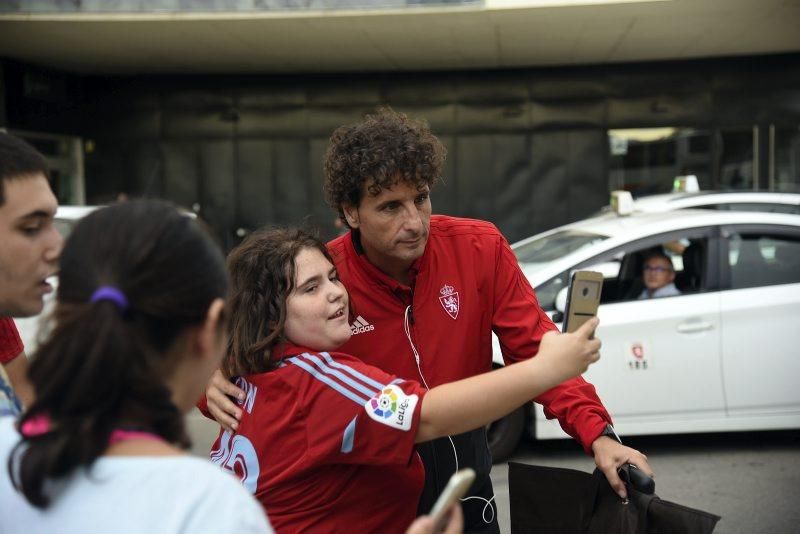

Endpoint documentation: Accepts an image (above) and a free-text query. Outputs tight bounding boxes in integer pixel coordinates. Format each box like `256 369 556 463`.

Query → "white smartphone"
429 468 476 529
562 270 603 335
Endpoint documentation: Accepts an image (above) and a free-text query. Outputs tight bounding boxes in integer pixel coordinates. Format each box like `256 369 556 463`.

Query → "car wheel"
487 405 525 463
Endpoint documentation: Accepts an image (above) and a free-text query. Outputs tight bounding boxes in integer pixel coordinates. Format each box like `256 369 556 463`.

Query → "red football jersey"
0 317 23 365
210 346 428 534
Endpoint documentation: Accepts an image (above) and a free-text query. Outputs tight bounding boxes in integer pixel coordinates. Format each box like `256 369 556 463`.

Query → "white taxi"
597 190 800 216
488 207 800 460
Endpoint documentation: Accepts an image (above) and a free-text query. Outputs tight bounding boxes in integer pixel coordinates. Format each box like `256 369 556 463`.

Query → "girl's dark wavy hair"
323 108 445 225
8 200 227 508
224 227 337 377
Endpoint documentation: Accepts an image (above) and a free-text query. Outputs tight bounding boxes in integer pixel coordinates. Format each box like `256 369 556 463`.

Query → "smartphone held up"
562 271 603 336
429 468 475 532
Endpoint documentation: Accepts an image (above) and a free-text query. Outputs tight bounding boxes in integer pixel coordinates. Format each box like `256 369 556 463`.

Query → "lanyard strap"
21 414 165 445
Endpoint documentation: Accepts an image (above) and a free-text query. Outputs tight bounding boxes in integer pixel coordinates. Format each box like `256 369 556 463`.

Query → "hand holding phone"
405 505 463 534
429 468 475 531
562 271 603 335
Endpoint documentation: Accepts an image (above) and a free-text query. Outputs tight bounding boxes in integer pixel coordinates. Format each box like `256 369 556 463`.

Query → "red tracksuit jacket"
328 215 612 530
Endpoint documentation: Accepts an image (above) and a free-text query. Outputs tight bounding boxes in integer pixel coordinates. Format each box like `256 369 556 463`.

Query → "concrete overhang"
0 0 798 74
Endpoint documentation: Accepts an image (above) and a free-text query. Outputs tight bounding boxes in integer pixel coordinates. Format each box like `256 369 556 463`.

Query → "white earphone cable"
403 305 496 525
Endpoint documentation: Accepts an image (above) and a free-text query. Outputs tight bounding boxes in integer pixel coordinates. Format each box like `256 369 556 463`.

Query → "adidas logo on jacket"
350 316 375 335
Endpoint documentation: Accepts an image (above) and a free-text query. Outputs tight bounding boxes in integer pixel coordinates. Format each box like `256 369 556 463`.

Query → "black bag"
509 462 720 534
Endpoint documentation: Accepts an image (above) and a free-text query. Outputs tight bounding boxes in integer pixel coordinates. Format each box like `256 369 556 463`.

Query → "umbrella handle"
619 463 656 495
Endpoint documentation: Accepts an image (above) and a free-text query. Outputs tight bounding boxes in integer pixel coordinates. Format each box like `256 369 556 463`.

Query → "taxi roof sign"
610 190 634 216
673 174 700 193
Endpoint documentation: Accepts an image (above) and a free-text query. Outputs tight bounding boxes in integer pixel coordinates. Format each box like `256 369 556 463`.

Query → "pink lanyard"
21 415 165 445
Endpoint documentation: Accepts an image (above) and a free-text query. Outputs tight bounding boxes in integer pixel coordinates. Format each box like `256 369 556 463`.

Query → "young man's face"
643 256 675 292
342 179 432 275
0 174 62 317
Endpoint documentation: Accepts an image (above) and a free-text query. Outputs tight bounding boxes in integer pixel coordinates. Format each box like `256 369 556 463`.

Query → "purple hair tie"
90 286 129 312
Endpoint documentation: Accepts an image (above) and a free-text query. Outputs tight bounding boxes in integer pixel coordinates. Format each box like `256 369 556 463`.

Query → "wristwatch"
600 424 621 443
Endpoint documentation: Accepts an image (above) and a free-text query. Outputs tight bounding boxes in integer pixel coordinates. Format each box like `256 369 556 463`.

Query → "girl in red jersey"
210 227 601 534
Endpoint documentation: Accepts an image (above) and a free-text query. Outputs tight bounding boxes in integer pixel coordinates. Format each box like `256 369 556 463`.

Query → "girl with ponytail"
0 200 272 533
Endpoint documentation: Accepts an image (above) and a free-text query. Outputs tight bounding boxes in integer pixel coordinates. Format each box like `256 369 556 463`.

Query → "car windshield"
514 230 609 265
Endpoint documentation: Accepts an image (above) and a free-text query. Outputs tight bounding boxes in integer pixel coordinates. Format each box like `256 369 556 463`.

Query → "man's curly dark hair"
323 108 446 222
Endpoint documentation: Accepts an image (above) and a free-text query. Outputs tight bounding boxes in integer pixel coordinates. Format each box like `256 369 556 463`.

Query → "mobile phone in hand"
429 468 475 530
562 271 603 335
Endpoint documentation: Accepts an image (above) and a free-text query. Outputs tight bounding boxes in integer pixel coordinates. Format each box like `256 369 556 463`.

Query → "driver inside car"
638 250 681 300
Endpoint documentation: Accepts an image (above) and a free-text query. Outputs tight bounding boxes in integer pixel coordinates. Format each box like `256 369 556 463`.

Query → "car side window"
728 232 800 289
584 235 709 304
536 270 570 312
538 259 624 311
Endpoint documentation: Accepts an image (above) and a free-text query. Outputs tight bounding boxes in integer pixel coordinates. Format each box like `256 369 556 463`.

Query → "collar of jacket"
270 341 318 362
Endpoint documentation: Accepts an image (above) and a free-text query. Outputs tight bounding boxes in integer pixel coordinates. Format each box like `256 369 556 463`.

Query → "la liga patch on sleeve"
364 384 419 432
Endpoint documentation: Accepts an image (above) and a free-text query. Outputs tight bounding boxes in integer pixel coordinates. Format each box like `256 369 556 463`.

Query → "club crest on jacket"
439 284 459 320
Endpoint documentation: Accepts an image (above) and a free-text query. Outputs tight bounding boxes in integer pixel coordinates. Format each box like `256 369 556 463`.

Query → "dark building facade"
2 53 799 247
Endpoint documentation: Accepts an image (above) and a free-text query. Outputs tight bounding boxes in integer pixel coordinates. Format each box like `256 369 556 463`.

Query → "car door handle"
676 321 714 333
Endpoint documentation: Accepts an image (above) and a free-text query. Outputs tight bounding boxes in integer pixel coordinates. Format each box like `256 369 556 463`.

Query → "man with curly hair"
206 109 652 532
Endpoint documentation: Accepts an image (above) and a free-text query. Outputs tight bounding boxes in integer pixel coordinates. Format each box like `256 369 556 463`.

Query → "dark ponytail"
8 200 227 508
